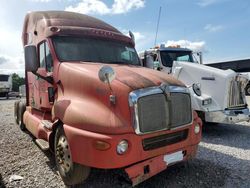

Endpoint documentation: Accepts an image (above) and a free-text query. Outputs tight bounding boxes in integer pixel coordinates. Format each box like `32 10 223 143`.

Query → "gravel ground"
0 97 250 188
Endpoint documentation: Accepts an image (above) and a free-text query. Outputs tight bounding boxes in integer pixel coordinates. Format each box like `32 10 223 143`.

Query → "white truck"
139 45 250 124
0 74 12 99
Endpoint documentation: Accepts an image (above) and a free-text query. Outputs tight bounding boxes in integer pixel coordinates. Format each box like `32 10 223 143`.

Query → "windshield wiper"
106 61 129 64
107 61 140 66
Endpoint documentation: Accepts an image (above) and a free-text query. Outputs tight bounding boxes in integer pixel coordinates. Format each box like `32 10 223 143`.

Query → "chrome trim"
167 85 190 93
129 86 162 107
129 83 192 135
228 76 247 108
205 108 250 124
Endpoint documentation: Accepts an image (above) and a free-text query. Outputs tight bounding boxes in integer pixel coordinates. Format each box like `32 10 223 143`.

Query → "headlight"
202 98 212 105
194 123 200 134
117 140 129 155
192 83 201 96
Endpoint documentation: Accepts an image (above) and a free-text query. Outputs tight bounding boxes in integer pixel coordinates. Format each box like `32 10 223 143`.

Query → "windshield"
52 36 140 65
160 51 195 67
0 75 9 82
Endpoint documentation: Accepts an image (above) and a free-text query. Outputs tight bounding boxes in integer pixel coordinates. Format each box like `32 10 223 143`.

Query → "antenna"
154 6 162 46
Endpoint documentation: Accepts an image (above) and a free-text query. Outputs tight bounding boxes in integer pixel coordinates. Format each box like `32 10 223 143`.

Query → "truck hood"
60 62 184 89
172 61 248 111
54 62 184 134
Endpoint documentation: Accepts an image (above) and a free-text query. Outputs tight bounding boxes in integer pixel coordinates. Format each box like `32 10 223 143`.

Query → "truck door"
36 41 53 111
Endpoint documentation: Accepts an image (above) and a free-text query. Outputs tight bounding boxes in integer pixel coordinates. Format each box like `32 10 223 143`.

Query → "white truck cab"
0 74 12 99
139 45 250 124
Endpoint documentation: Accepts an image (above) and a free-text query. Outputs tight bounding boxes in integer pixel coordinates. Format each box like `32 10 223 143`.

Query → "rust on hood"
114 65 185 89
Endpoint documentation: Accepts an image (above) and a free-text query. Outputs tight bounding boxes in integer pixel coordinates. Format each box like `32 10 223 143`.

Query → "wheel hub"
56 135 73 173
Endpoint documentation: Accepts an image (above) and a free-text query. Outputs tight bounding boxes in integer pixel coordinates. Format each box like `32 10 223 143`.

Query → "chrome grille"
138 94 169 133
228 80 246 108
170 93 192 128
135 90 192 134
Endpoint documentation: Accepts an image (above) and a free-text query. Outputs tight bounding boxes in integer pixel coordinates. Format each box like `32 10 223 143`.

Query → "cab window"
39 41 53 72
39 43 45 68
176 54 192 62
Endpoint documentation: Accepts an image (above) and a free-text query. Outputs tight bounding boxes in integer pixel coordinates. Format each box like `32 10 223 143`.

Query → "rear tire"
54 126 90 186
18 101 26 131
14 101 20 124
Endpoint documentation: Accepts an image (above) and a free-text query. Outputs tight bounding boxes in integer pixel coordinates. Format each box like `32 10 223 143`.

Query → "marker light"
194 124 200 134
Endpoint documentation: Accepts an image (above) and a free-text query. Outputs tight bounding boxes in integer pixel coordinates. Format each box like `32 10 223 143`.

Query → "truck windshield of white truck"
160 50 196 67
53 36 140 66
0 75 9 81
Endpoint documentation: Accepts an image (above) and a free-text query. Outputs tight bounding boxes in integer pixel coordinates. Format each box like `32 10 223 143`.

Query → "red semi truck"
15 11 202 186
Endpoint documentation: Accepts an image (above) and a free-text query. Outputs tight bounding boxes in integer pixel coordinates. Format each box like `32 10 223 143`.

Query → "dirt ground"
0 97 250 188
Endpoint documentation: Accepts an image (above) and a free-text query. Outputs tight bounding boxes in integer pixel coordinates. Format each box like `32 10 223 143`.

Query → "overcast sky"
0 0 250 76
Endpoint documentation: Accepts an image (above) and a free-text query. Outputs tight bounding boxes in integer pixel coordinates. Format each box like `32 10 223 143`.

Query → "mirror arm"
32 71 54 84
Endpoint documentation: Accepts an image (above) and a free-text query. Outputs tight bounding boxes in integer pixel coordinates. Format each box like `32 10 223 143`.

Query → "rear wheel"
14 101 20 124
54 126 90 186
18 101 26 131
245 84 250 96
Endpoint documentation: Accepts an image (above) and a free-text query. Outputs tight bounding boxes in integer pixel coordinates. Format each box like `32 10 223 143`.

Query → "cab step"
35 139 49 151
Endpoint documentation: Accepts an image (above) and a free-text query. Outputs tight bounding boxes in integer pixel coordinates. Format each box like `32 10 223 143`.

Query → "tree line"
12 73 25 92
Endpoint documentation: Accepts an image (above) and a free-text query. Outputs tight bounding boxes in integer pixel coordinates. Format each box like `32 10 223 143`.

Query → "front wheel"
54 126 90 186
245 84 250 96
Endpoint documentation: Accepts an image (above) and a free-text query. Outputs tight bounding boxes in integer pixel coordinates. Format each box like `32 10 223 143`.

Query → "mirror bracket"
32 71 53 84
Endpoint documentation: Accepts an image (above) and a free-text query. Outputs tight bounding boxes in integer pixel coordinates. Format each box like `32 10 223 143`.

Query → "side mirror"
153 61 162 71
98 65 116 84
24 45 39 72
196 52 203 64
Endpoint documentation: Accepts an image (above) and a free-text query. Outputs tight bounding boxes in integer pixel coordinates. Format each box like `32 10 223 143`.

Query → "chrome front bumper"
205 108 250 124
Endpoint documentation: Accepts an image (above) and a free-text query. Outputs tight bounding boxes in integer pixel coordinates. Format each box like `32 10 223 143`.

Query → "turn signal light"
94 140 111 151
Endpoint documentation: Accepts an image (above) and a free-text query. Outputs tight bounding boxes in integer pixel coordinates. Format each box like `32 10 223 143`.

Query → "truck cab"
15 11 202 186
140 45 250 125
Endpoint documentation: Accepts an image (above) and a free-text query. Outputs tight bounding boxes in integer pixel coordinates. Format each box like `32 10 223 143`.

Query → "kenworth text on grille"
15 11 202 186
139 46 250 125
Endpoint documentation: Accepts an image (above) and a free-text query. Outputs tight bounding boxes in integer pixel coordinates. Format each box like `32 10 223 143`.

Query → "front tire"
54 126 90 186
245 84 250 96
